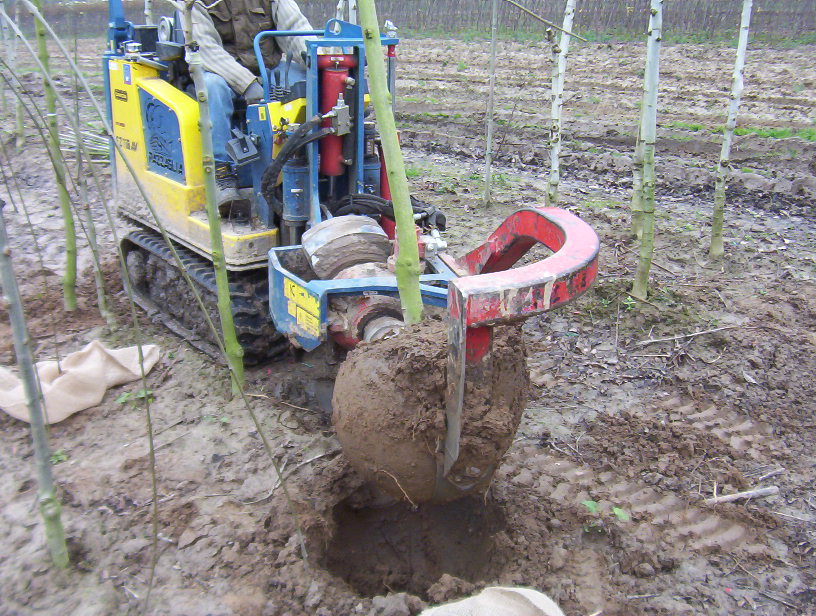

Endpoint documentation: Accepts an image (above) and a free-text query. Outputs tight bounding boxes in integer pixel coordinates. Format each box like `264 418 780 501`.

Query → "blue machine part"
363 157 381 195
245 104 275 226
253 20 399 229
268 247 452 351
139 90 185 182
282 160 310 224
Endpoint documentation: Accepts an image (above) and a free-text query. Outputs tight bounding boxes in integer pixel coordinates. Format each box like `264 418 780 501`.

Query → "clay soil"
1 36 815 616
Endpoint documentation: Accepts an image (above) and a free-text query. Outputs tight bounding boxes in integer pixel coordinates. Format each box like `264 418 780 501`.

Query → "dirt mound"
332 319 529 504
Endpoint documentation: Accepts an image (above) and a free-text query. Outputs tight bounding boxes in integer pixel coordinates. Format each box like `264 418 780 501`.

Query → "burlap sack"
421 587 566 616
0 340 161 424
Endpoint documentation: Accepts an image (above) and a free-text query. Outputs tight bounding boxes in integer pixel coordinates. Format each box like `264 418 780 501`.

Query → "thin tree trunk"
180 1 244 387
144 0 154 25
631 0 662 300
0 202 70 569
1 0 25 147
12 0 23 148
631 124 644 238
359 0 423 324
546 0 576 207
710 0 753 259
32 0 76 310
483 0 498 206
73 14 113 326
0 0 7 114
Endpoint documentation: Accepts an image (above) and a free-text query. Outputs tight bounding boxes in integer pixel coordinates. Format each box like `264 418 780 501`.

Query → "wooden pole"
0 201 69 568
483 0 499 206
358 0 423 324
180 1 245 387
710 0 753 259
631 0 662 300
546 0 576 206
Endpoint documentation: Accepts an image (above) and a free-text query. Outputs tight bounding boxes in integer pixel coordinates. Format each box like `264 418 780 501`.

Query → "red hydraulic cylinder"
318 54 358 177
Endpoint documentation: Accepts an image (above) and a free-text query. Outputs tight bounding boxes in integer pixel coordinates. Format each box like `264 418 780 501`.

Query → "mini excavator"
104 2 600 500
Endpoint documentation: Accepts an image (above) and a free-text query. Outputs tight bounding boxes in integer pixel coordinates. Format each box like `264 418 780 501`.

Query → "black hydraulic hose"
260 114 325 216
330 193 447 231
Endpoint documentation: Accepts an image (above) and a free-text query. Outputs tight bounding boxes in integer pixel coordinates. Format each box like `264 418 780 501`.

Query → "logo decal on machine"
140 91 185 182
114 89 128 102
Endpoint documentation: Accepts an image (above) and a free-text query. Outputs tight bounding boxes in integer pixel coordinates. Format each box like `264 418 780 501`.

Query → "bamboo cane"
631 0 662 300
710 0 753 259
179 1 244 387
32 0 77 311
0 201 70 569
358 0 423 324
545 0 576 207
483 0 498 206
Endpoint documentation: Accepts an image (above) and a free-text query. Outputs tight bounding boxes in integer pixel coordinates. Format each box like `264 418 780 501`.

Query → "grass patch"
733 126 816 141
665 120 706 132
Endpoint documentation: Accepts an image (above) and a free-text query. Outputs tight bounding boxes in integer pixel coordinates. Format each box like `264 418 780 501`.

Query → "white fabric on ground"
0 341 161 424
421 587 566 616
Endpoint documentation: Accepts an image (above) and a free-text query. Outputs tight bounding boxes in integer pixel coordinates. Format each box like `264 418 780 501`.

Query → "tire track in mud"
500 394 781 557
641 396 776 461
499 446 767 554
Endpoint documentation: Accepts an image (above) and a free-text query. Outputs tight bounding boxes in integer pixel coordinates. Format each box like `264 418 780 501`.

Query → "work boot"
214 163 240 209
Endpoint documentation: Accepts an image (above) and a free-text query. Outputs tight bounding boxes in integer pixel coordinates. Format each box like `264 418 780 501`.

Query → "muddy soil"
1 37 815 616
333 320 528 504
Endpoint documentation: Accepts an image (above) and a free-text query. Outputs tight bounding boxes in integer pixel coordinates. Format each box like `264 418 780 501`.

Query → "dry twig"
635 325 741 348
704 486 778 505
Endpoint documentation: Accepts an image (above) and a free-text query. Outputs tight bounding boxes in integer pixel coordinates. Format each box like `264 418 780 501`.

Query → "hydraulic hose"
330 193 447 231
260 114 327 217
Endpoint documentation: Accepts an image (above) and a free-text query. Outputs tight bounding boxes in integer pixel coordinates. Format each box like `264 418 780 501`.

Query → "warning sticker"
284 279 320 316
296 307 320 337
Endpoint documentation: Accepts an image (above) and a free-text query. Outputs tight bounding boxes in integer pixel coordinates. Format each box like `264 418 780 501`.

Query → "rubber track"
122 229 288 365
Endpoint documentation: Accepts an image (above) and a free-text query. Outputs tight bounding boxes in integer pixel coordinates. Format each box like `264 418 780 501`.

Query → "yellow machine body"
108 57 307 269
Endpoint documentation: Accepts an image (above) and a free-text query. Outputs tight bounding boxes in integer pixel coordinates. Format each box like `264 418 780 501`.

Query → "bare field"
0 37 815 616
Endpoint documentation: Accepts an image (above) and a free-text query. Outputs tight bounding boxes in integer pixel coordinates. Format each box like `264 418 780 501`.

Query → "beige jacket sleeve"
270 0 314 66
190 2 258 94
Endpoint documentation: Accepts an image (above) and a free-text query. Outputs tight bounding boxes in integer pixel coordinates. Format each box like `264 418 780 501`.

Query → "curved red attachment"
449 206 600 327
437 207 600 488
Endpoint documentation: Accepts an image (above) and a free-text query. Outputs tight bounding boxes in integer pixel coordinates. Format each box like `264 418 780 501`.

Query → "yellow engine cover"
108 58 278 269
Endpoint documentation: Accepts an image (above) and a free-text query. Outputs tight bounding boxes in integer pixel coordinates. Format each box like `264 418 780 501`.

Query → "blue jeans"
205 62 308 164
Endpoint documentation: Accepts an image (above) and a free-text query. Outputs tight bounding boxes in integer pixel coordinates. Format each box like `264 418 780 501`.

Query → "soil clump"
332 319 529 504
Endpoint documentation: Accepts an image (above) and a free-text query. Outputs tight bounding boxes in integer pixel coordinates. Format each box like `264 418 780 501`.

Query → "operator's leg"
203 71 235 164
203 71 239 208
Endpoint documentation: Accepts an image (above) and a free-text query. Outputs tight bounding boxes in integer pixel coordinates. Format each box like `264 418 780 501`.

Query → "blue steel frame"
253 20 398 229
268 249 455 350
